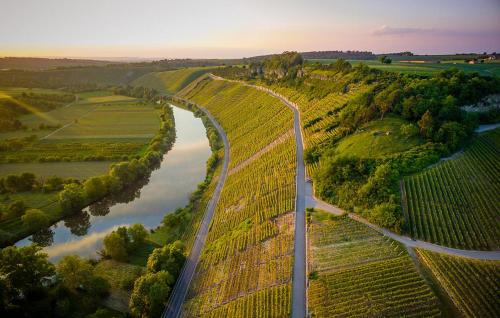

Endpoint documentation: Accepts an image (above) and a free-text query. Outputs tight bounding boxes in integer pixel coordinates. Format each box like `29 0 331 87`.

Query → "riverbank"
2 104 176 248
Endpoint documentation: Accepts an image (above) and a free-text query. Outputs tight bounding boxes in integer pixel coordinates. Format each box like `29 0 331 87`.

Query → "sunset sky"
1 0 499 59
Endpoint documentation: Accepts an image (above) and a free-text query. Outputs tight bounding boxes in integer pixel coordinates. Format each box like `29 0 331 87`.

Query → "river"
16 106 211 262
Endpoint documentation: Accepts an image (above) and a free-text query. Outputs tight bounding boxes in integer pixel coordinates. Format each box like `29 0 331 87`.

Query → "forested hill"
212 52 500 234
0 57 116 70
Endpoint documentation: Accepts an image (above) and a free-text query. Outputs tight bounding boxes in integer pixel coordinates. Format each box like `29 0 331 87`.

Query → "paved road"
210 75 308 317
270 89 307 318
305 181 500 261
161 101 230 318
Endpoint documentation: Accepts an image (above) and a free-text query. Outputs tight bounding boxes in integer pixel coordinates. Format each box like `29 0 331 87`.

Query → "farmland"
403 128 500 250
307 210 441 317
178 77 296 316
0 89 161 177
133 67 214 94
0 161 111 179
417 249 500 318
306 59 500 77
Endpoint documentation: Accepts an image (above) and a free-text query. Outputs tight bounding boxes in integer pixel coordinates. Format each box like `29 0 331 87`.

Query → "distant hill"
0 57 116 70
301 50 376 60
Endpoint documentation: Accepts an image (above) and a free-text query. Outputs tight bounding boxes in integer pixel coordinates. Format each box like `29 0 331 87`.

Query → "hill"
0 57 115 70
132 67 214 94
178 76 296 316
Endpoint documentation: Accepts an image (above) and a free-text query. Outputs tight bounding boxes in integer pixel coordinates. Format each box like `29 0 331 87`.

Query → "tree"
21 209 49 231
378 56 392 64
56 255 93 291
0 245 55 306
400 123 418 138
103 231 127 261
58 183 85 213
417 110 434 138
3 175 21 193
369 202 403 233
18 172 37 191
83 176 107 202
436 121 467 151
146 241 185 277
129 223 149 247
6 200 26 218
129 271 173 318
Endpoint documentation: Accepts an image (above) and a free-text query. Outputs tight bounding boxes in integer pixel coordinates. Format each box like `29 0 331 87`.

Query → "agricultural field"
307 210 441 317
178 78 296 316
306 59 500 77
0 90 161 177
403 128 500 250
132 67 213 94
0 161 112 179
417 249 500 318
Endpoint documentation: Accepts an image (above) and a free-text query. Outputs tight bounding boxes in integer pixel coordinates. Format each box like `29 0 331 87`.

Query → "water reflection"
16 106 211 262
31 228 54 247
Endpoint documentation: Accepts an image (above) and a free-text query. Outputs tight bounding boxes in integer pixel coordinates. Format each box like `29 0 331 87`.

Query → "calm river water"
16 106 211 262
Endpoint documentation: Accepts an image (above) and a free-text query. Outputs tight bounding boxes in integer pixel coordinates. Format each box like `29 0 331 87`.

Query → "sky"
1 0 499 59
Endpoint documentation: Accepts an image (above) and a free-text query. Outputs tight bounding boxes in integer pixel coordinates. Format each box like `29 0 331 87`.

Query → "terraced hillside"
417 249 500 318
403 128 500 250
132 68 213 94
307 210 441 317
178 77 297 316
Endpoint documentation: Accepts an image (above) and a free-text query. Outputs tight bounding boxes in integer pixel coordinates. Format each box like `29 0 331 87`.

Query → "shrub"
22 209 49 231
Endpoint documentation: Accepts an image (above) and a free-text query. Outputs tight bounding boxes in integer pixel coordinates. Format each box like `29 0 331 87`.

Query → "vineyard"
417 249 500 318
307 210 441 317
403 128 500 250
181 77 294 170
178 78 296 316
267 83 370 176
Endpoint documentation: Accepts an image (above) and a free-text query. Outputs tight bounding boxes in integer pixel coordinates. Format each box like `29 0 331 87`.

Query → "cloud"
372 25 500 38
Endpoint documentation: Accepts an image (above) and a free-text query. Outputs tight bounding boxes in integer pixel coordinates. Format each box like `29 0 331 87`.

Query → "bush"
103 232 127 261
21 209 49 230
146 241 185 277
58 183 85 213
129 224 149 247
129 271 173 318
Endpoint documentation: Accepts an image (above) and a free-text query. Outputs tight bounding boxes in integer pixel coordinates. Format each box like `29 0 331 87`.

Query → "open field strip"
404 128 500 250
417 249 500 318
308 211 441 317
133 67 214 94
173 77 297 317
0 161 112 179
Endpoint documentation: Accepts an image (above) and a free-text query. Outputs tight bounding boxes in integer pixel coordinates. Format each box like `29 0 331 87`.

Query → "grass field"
179 77 296 317
0 191 61 242
0 89 160 177
0 161 112 178
403 128 500 250
417 249 500 318
132 67 212 94
306 59 500 76
334 116 423 158
307 210 441 317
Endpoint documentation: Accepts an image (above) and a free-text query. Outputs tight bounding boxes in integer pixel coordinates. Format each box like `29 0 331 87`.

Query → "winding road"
306 181 500 261
161 101 230 318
